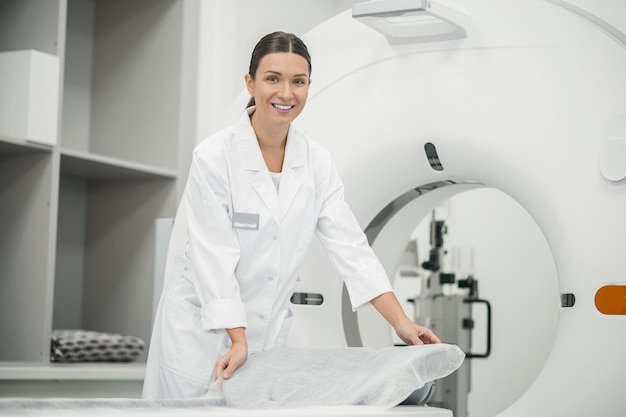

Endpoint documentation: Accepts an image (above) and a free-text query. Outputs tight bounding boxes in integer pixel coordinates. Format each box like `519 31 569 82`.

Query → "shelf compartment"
62 0 185 171
54 173 177 360
0 152 55 362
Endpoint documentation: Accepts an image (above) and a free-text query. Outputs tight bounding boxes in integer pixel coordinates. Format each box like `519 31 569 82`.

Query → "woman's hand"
370 292 441 345
394 318 441 345
215 327 248 381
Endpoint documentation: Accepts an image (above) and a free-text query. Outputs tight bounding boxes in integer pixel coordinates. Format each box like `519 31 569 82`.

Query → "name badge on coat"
232 212 260 230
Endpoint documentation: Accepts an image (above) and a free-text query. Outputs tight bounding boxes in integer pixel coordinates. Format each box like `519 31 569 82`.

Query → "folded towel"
50 329 145 363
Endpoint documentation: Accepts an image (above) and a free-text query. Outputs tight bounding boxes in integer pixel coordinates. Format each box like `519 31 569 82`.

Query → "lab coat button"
259 315 265 319
268 276 274 281
273 235 278 240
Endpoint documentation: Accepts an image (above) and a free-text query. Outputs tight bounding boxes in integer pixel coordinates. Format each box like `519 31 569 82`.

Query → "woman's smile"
272 103 294 112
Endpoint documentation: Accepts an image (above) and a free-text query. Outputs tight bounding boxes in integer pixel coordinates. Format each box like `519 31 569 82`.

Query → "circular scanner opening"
353 184 559 417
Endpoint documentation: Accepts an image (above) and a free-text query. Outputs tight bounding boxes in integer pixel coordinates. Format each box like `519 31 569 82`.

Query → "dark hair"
246 31 312 108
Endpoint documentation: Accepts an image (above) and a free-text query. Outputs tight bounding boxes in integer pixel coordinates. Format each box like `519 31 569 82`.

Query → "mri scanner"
227 0 626 415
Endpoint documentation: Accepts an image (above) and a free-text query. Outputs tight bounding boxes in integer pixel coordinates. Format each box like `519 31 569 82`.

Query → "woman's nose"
278 81 293 98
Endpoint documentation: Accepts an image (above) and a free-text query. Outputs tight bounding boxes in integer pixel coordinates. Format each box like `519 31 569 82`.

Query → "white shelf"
0 363 145 381
0 135 53 153
60 148 178 180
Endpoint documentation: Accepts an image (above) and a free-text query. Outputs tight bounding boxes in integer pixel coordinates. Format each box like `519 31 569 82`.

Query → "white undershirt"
269 171 281 191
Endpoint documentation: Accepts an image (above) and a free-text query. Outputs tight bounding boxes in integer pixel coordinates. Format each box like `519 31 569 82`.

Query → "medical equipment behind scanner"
409 213 491 416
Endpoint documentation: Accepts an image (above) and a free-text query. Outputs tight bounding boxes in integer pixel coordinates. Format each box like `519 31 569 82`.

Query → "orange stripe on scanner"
595 285 626 315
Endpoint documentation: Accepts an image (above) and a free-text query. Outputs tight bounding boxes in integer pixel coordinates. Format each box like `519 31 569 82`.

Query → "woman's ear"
245 73 254 96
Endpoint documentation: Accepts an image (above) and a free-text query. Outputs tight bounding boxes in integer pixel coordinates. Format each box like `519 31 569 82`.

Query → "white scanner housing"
219 0 626 415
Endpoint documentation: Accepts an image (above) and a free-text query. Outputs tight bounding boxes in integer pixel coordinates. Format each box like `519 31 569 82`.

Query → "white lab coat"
142 108 393 399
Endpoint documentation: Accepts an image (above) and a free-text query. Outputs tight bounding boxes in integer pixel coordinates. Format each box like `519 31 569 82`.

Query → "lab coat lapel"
249 171 281 224
278 126 305 221
235 111 282 224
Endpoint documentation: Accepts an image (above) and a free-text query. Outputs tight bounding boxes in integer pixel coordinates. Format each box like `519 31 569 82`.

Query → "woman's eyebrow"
263 70 309 78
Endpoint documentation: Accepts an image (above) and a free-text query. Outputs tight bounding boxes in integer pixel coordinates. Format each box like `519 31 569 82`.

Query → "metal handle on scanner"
458 276 492 359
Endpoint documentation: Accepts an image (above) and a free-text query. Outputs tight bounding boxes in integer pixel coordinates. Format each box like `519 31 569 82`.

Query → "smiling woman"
242 38 310 172
244 33 312 173
142 30 441 401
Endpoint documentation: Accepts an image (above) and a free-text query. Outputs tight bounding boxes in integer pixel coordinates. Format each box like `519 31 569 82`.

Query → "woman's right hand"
215 327 248 381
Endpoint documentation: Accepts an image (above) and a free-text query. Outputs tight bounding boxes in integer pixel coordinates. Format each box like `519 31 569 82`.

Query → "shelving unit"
0 0 198 396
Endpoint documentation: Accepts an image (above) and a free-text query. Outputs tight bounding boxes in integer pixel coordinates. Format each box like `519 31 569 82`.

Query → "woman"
143 31 440 400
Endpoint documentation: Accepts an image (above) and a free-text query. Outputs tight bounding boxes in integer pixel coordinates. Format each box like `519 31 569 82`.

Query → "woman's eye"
294 79 307 86
267 76 278 82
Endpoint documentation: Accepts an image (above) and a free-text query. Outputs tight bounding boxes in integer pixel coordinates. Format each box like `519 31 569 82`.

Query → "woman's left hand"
370 292 442 345
395 319 441 345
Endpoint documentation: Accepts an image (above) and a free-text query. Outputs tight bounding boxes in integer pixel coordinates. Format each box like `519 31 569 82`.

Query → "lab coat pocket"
274 309 294 348
159 294 221 389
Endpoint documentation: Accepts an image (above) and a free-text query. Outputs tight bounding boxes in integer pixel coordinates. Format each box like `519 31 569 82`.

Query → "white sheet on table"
212 343 465 408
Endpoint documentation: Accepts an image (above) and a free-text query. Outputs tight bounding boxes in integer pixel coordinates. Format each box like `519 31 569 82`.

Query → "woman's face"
245 52 311 129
